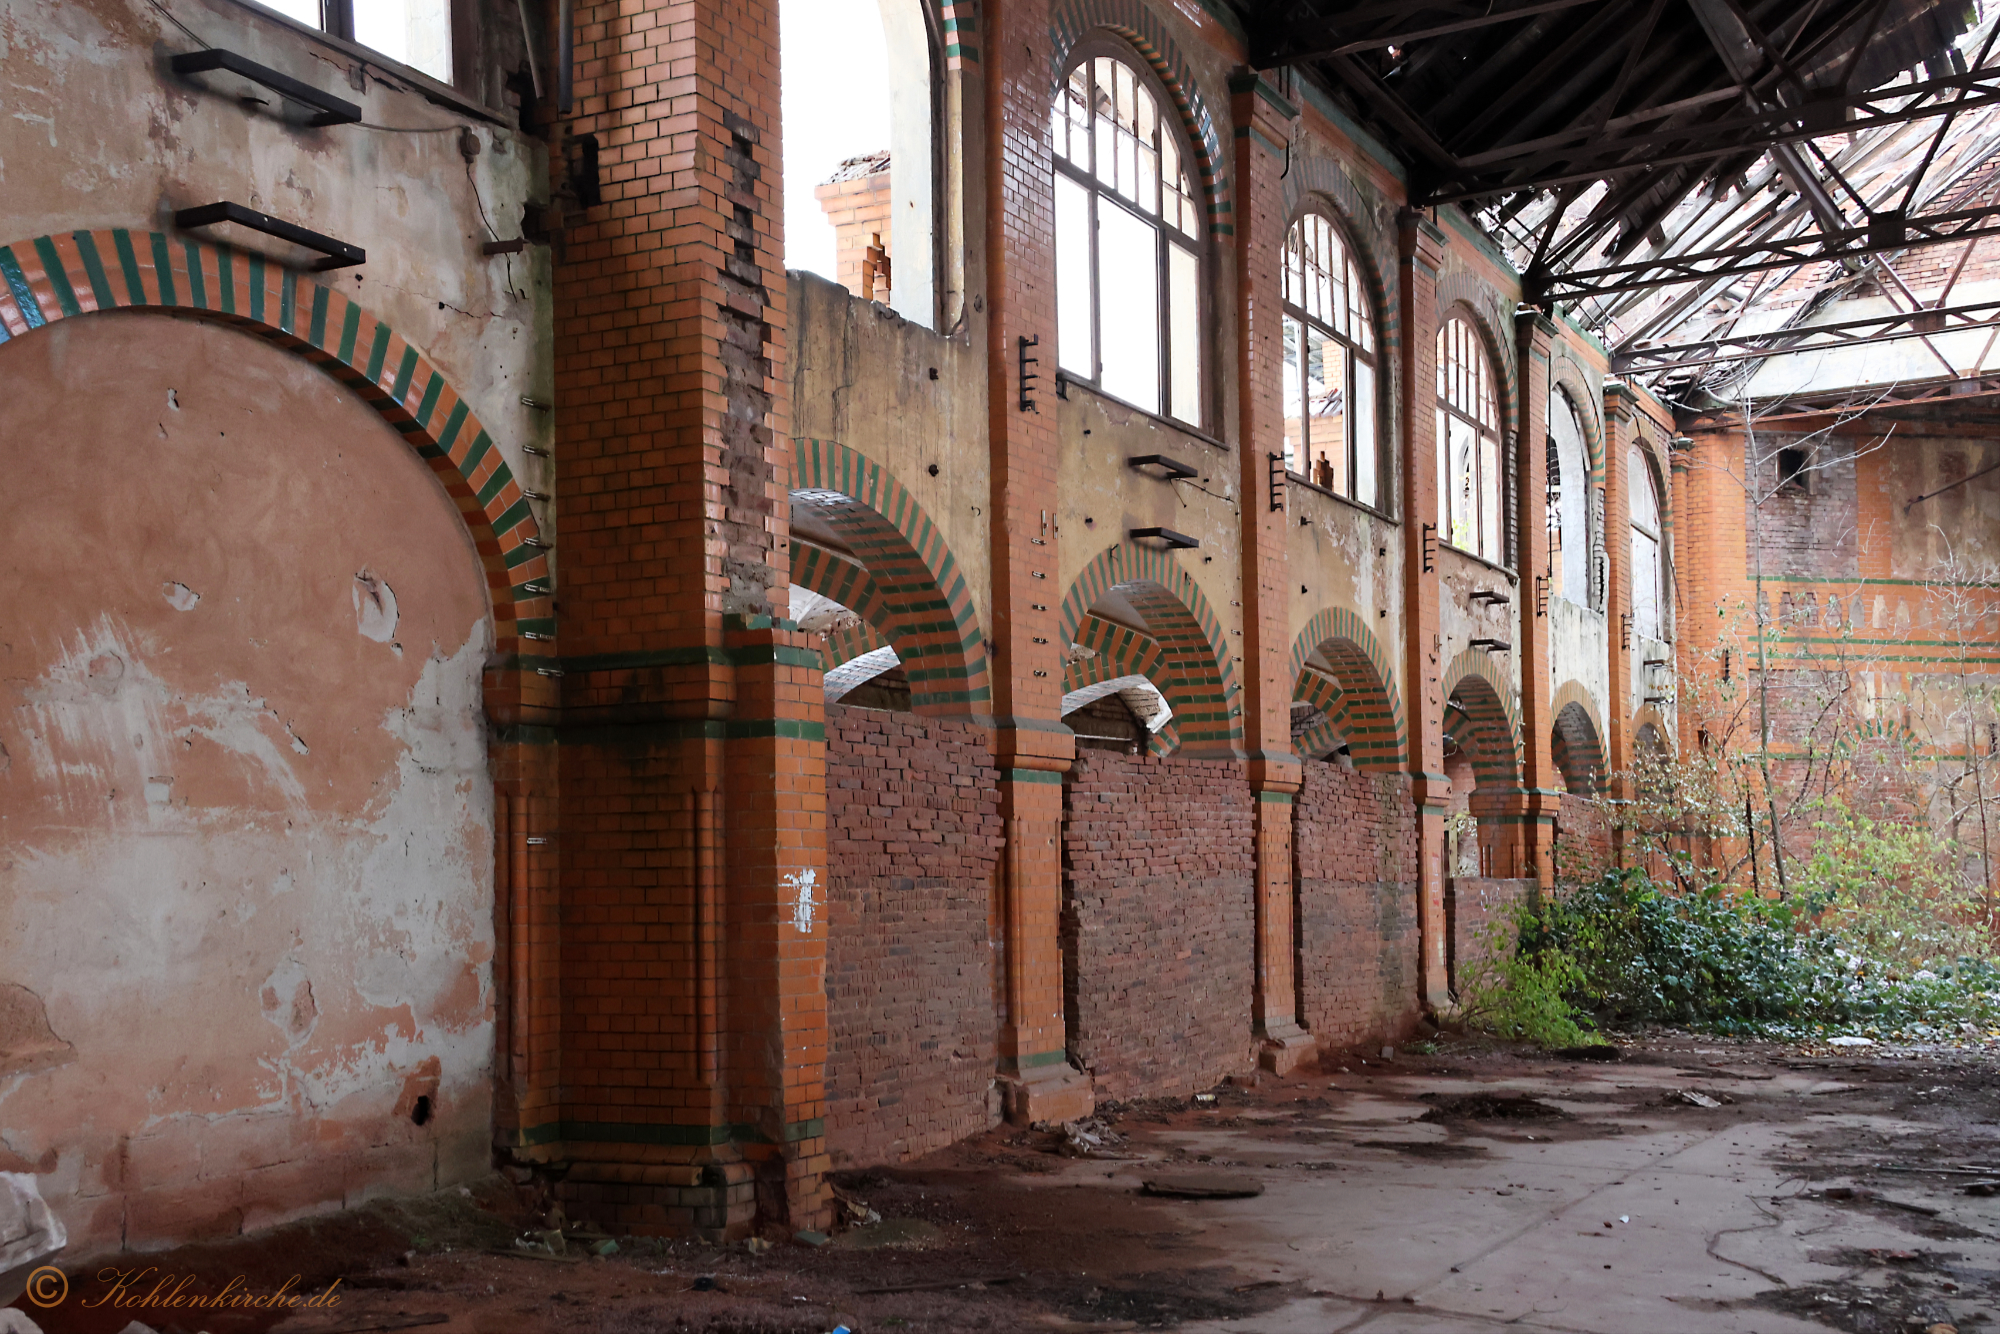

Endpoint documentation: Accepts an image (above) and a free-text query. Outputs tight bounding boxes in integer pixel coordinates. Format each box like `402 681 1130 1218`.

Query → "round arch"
1059 542 1241 752
1441 647 1523 797
1432 282 1519 438
791 437 991 714
0 230 550 660
1286 606 1405 771
1064 611 1181 755
1048 0 1231 235
1550 680 1607 795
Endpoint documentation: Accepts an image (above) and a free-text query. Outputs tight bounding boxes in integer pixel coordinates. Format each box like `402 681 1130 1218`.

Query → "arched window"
1548 387 1594 608
1052 50 1204 425
1281 213 1378 508
1630 446 1665 641
1436 315 1504 565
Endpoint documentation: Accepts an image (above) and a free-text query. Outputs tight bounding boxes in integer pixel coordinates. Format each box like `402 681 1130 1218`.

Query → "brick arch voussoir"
1287 607 1405 771
1434 278 1520 438
1549 355 1606 482
1441 648 1523 793
1060 542 1241 748
1282 159 1396 323
792 437 990 713
1550 682 1607 795
1063 613 1169 697
0 230 551 658
1048 0 1232 236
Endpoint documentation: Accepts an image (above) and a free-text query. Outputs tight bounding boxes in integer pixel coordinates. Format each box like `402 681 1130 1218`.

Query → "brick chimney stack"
814 151 894 302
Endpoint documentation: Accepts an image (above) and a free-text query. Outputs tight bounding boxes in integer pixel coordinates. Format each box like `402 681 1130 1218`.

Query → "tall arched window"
1282 213 1378 508
1436 315 1504 565
1052 50 1204 425
1548 387 1594 608
1630 446 1665 641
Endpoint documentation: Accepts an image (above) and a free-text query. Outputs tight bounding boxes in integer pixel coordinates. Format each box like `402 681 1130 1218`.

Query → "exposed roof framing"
1230 0 2000 406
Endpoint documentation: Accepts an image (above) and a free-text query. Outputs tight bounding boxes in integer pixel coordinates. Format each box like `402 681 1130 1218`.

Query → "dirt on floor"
12 1030 2000 1334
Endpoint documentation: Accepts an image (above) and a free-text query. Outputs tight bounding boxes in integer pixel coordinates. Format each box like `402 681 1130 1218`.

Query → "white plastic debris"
1828 1035 1877 1047
0 1173 66 1311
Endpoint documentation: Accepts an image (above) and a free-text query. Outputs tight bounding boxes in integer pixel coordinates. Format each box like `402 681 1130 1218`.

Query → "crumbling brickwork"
823 705 1003 1165
1061 754 1257 1099
1293 761 1422 1051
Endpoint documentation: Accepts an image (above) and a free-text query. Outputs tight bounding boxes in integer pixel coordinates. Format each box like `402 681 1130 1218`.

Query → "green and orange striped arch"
791 438 990 714
1287 607 1406 771
0 229 552 658
1442 648 1523 795
1059 542 1241 750
1064 611 1180 756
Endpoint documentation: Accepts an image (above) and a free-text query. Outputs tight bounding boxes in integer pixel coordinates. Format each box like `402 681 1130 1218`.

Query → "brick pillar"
547 0 830 1237
813 154 894 300
1398 211 1452 1011
1513 311 1560 886
1603 383 1636 866
1229 71 1310 1073
984 0 1091 1124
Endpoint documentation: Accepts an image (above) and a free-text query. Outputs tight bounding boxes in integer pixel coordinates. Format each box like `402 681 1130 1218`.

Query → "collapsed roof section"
1230 0 2000 410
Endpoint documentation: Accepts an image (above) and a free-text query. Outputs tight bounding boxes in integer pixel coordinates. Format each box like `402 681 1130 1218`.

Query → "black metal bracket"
1470 589 1511 606
1469 637 1512 652
1533 574 1550 618
1129 454 1199 480
170 49 362 127
1421 524 1437 573
1130 526 1200 550
1269 453 1287 513
175 202 364 270
1018 335 1040 413
1620 612 1634 650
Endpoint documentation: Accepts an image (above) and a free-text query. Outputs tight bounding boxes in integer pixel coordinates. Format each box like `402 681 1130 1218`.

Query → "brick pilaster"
1604 383 1636 866
984 0 1090 1124
1514 311 1561 885
547 0 829 1235
1398 210 1452 1012
1229 70 1310 1073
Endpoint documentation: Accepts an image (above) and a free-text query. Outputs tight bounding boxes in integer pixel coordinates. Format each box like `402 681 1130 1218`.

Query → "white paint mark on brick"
787 867 819 935
162 582 199 611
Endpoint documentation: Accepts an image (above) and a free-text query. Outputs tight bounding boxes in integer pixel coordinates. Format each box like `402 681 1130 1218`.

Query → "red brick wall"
823 705 1003 1164
1445 876 1538 994
1557 792 1612 875
1294 761 1422 1051
1061 753 1257 1100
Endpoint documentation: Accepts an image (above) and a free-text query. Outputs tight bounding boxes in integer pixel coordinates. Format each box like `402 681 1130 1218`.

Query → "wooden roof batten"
1231 0 2000 401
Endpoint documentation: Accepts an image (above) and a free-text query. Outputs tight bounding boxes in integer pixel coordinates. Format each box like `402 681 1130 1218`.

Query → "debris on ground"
1140 1172 1266 1199
1418 1093 1569 1121
1668 1089 1734 1107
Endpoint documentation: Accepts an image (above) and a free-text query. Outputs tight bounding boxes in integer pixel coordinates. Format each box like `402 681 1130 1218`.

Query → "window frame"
1435 310 1509 568
1629 442 1668 642
230 0 467 98
1280 207 1386 515
1546 383 1600 611
1050 39 1210 431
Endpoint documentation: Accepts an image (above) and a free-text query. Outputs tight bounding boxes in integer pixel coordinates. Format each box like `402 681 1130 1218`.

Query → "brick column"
547 0 829 1237
1398 211 1452 1011
1513 311 1560 886
1603 383 1636 866
1229 71 1310 1073
984 0 1091 1124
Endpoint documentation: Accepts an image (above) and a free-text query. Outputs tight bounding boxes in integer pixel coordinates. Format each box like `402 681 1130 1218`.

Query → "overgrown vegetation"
1458 867 2000 1044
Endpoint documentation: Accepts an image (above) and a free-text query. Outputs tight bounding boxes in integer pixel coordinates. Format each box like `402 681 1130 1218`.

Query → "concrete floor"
18 1034 1998 1334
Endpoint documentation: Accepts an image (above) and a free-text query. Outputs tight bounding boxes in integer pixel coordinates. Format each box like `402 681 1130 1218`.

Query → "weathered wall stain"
0 316 497 1254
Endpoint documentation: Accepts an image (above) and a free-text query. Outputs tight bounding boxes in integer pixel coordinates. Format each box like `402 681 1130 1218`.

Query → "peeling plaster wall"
0 317 496 1255
0 0 555 548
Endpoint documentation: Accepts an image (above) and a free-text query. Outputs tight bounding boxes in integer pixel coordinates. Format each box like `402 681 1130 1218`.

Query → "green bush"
1461 868 2000 1041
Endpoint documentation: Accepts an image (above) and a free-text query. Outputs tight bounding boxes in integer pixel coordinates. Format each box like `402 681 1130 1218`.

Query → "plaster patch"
162 583 199 612
352 573 399 643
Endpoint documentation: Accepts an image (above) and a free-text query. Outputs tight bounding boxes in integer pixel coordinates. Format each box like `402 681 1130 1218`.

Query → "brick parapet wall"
1061 753 1257 1099
1293 761 1422 1051
822 705 1004 1165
